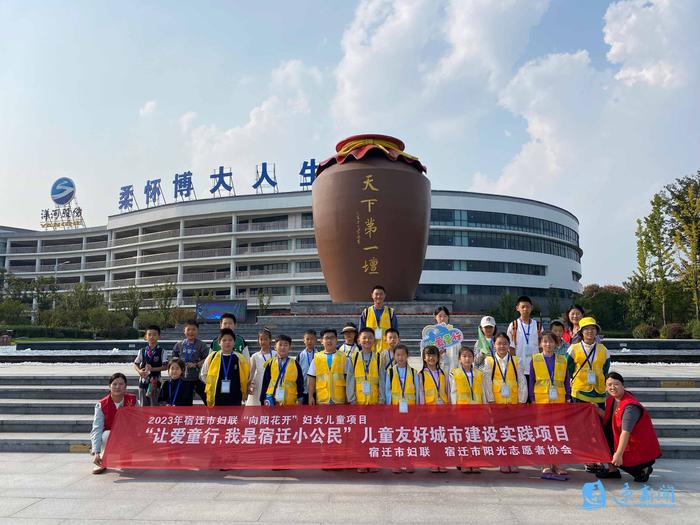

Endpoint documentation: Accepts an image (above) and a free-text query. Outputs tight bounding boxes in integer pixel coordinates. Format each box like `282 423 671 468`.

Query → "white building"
0 190 582 314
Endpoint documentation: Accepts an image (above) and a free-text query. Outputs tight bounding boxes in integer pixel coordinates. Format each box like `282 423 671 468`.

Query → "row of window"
238 284 328 296
423 259 546 276
428 230 581 262
417 284 572 299
430 209 579 245
238 237 317 251
235 260 322 274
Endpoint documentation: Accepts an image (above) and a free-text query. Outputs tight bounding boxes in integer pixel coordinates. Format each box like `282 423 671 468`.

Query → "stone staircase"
0 372 698 458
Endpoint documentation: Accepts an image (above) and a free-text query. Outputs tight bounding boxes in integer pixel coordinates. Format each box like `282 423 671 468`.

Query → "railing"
55 283 80 290
139 252 178 264
8 266 36 273
183 248 231 259
8 246 37 254
139 229 180 243
236 243 290 255
236 221 288 232
42 243 83 253
296 266 322 273
183 224 232 236
112 257 138 267
84 260 107 269
111 235 139 247
39 263 82 271
85 240 108 249
181 272 231 282
108 278 137 287
139 275 177 286
301 220 314 229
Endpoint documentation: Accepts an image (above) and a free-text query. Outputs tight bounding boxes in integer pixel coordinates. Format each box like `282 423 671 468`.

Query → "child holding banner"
473 316 496 369
530 331 571 480
421 345 448 473
259 334 304 406
200 328 250 406
158 358 194 406
449 345 487 473
483 332 527 474
307 328 350 405
385 343 422 473
246 327 277 406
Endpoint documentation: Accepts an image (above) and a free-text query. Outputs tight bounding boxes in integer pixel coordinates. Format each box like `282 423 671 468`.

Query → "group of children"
122 289 614 478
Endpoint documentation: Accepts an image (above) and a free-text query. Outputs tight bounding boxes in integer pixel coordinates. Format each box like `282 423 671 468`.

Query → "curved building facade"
0 190 582 314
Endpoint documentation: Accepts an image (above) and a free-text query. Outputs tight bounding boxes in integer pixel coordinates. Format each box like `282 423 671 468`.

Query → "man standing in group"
359 285 398 354
171 319 210 403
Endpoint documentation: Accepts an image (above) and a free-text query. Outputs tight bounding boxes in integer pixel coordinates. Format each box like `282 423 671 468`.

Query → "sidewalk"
0 453 696 523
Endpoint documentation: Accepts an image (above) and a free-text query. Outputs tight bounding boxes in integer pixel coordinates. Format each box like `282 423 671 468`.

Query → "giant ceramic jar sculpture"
312 134 430 302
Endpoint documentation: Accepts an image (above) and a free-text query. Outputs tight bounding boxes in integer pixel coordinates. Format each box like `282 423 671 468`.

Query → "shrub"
632 323 660 339
660 323 689 339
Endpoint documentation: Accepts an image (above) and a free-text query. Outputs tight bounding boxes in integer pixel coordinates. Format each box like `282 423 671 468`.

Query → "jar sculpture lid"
317 134 426 176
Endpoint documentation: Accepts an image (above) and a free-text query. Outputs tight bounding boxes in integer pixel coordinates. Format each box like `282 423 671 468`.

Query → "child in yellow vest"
566 317 609 408
530 331 571 479
449 345 488 473
384 343 422 474
347 328 383 473
260 334 304 406
200 328 250 406
483 332 527 474
421 345 449 473
307 328 350 405
359 285 397 353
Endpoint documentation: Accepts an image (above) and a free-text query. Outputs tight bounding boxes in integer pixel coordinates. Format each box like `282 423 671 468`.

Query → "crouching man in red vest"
595 371 661 483
90 372 137 474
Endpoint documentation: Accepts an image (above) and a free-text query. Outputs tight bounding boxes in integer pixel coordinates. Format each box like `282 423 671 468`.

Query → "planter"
312 134 430 302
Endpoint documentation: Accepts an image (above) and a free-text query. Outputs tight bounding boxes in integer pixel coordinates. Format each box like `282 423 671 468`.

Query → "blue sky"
1 0 699 285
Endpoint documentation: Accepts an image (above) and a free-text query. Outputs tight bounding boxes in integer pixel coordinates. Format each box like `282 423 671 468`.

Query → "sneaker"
404 467 415 473
92 466 106 475
356 468 368 473
392 468 402 474
633 466 653 483
596 469 622 479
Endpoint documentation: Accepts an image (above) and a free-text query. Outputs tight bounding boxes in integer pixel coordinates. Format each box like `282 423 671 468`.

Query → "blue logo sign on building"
51 177 76 205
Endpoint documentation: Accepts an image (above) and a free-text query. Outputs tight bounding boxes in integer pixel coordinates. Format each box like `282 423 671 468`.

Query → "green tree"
545 287 561 320
53 283 104 329
664 172 700 320
493 291 515 328
580 284 629 330
31 276 58 313
111 285 143 329
0 299 27 324
625 220 656 326
257 287 272 316
643 194 674 325
152 281 177 328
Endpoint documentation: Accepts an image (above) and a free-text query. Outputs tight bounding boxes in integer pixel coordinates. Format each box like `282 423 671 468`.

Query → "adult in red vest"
595 372 661 483
90 372 137 474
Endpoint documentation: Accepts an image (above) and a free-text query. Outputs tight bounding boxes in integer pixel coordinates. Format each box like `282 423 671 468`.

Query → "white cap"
480 316 496 328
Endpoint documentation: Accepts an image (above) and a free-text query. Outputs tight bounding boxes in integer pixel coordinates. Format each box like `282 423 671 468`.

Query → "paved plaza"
0 453 697 524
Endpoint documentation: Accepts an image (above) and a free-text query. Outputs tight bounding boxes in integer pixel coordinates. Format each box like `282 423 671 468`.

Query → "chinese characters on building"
359 175 380 276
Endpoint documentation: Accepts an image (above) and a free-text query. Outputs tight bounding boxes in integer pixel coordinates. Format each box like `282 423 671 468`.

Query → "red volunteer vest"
603 391 661 467
100 393 137 431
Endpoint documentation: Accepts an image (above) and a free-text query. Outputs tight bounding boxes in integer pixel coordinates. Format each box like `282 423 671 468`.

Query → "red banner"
102 404 610 470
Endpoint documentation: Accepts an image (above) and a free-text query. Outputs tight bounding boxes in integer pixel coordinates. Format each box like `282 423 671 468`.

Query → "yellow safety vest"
570 342 608 402
450 366 484 405
531 353 567 404
204 351 250 407
486 354 520 404
421 367 448 405
351 350 381 405
313 351 347 404
265 357 300 406
389 365 417 405
364 305 394 353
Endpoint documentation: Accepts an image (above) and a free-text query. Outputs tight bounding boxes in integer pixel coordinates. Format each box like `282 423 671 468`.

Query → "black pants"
191 379 207 404
603 419 655 478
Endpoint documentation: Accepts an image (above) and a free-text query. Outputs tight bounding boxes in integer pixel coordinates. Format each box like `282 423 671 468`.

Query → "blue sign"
118 185 135 211
210 166 234 194
299 158 318 189
252 162 277 190
51 177 76 205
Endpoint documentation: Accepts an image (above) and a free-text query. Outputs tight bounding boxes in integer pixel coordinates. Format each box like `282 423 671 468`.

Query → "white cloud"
472 0 700 284
138 100 157 117
181 60 326 192
178 111 198 132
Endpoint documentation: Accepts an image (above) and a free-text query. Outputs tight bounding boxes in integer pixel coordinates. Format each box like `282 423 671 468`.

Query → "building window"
430 208 579 245
428 230 581 262
572 271 582 282
296 284 328 295
417 284 572 299
296 237 316 249
424 259 546 276
297 260 321 272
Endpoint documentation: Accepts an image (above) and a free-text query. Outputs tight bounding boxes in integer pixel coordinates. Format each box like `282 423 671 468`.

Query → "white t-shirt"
506 319 539 374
